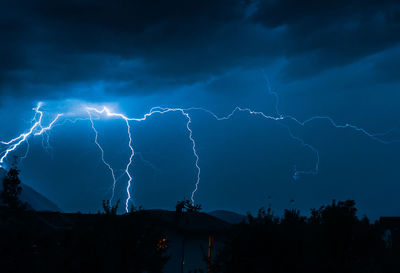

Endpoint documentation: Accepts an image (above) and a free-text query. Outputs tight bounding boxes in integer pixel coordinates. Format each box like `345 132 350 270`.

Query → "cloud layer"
1 0 399 98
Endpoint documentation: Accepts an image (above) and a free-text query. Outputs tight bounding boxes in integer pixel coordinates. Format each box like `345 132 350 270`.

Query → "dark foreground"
1 200 400 273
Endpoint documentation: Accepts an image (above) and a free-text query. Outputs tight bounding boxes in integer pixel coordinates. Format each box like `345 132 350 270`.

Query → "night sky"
1 0 399 217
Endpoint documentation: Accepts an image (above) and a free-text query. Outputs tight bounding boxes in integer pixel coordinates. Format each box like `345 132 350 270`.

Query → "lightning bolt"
1 88 398 214
85 106 201 211
0 103 62 168
135 152 160 173
86 101 397 211
87 111 118 202
85 106 135 213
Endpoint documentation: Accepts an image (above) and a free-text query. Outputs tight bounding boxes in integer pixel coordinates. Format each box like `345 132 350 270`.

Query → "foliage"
176 199 202 214
102 199 120 215
212 200 386 273
0 210 169 273
1 167 26 210
129 204 144 214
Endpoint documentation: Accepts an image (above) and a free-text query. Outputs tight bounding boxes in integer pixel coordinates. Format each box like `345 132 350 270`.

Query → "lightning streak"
124 118 134 212
90 101 395 208
284 114 399 144
85 106 201 210
85 106 135 212
0 103 62 168
180 102 397 181
1 89 398 214
185 112 201 204
87 111 118 202
140 107 201 204
135 152 160 172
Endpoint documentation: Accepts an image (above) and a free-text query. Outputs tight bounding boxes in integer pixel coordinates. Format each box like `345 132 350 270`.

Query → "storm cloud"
1 0 399 99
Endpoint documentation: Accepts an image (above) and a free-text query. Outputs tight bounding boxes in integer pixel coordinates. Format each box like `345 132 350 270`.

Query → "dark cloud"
252 0 400 78
0 0 399 98
1 0 251 98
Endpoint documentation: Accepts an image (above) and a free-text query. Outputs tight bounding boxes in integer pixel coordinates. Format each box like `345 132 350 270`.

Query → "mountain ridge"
208 209 247 224
0 168 60 211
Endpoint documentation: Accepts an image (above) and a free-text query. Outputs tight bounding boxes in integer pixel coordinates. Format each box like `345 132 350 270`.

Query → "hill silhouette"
0 168 60 211
208 210 247 224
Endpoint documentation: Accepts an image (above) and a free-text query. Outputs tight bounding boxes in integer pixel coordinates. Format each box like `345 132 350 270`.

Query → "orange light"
156 238 168 251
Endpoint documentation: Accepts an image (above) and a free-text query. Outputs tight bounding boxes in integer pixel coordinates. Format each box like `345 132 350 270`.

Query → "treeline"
0 167 169 273
0 209 169 273
1 166 400 272
211 200 398 273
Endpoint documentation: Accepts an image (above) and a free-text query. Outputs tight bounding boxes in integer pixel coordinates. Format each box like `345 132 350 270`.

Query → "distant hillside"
19 184 61 212
0 168 60 212
208 210 247 224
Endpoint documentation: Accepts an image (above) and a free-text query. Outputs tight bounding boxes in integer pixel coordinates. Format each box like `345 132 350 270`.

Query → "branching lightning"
85 106 135 212
85 106 201 211
135 152 160 173
87 111 118 202
0 103 62 168
0 85 398 214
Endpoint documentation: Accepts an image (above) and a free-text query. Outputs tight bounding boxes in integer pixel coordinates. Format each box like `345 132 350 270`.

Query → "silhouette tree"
1 167 26 209
175 200 185 217
186 201 202 213
176 199 202 214
102 199 120 215
212 200 385 273
129 204 144 214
